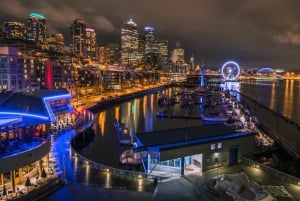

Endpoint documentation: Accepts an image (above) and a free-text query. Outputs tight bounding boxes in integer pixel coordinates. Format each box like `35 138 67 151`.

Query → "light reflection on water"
240 80 300 122
82 87 204 168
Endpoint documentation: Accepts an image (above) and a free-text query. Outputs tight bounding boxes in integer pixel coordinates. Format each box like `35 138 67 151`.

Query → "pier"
238 91 300 159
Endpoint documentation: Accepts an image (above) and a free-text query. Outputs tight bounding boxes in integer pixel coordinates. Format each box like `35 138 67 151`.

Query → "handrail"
241 156 300 186
235 90 300 159
70 145 172 181
69 111 176 181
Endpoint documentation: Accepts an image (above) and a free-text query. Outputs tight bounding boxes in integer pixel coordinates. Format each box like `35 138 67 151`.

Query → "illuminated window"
210 144 216 150
218 143 222 149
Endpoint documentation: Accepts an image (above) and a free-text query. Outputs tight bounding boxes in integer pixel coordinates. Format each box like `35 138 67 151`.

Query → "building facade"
85 28 97 60
0 89 74 194
26 13 47 44
70 19 86 57
0 47 24 92
3 22 26 40
121 19 139 67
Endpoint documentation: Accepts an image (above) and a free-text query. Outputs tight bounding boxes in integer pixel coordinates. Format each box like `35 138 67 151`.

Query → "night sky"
1 0 300 69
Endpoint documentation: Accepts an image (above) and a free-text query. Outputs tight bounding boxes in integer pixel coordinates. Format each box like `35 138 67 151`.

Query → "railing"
259 120 300 158
70 147 171 181
241 156 300 186
235 90 300 159
69 109 176 182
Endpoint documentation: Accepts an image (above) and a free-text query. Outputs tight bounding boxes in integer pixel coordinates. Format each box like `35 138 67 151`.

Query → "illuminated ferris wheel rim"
221 61 240 80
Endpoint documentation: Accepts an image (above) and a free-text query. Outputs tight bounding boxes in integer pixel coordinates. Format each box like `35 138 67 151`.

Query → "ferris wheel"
221 61 240 80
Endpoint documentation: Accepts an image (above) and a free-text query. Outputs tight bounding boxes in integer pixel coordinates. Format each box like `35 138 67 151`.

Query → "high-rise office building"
121 19 139 67
3 22 26 40
26 12 47 44
105 44 120 65
144 26 157 54
46 33 64 53
172 48 185 64
70 19 86 57
98 47 107 65
158 40 169 68
85 28 97 59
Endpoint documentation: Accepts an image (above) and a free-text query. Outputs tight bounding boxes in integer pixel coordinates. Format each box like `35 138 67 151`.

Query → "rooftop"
134 123 256 151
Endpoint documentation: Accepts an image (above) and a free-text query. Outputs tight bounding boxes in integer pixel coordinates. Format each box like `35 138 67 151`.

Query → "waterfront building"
134 122 256 176
34 60 46 89
44 60 71 90
0 46 24 92
70 19 86 57
26 13 47 44
22 54 35 91
3 22 26 40
121 19 139 67
85 28 97 60
0 88 73 194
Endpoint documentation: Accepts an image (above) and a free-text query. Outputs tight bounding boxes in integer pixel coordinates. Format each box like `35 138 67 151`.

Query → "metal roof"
134 123 256 151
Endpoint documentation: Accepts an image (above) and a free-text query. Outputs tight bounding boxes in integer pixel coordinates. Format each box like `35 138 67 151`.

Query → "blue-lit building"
134 123 256 176
0 88 73 193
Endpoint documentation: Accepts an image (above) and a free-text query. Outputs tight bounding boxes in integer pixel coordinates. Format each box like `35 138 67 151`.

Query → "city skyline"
1 0 300 69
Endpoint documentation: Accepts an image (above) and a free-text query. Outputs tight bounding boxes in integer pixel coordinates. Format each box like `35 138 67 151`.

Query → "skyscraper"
143 26 160 69
121 19 139 67
26 12 47 44
172 48 185 64
4 22 26 40
47 33 64 53
144 26 155 54
70 19 86 57
158 40 169 69
85 28 97 59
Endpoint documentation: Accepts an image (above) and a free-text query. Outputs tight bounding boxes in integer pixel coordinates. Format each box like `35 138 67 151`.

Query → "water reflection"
82 87 205 168
240 80 300 123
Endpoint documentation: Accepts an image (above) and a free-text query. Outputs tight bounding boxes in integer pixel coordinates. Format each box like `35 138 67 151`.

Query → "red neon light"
45 61 53 89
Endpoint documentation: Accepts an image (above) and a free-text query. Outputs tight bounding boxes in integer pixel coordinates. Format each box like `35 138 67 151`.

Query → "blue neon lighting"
42 93 72 123
43 94 72 101
0 112 49 120
136 131 255 151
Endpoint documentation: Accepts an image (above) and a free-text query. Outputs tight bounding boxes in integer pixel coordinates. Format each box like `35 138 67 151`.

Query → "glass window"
210 144 216 150
218 143 222 149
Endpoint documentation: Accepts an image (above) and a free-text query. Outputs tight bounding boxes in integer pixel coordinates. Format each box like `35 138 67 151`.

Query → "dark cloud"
1 0 300 69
